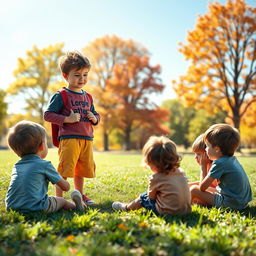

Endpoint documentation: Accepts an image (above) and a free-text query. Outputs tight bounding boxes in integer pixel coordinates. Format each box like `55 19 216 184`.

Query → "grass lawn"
0 149 256 256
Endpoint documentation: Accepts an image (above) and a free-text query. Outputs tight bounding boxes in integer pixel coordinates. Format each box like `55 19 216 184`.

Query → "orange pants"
58 139 96 178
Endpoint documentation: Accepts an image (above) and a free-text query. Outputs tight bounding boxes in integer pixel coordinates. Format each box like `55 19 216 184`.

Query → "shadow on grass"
89 200 113 213
5 201 254 229
91 200 217 228
162 211 216 228
236 205 256 218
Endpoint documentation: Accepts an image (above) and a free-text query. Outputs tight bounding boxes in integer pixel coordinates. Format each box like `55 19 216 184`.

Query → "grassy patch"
0 149 255 255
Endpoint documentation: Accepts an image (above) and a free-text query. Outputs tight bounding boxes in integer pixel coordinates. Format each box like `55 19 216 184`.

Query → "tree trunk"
232 107 240 132
232 107 241 152
123 125 131 151
103 132 109 151
39 106 44 125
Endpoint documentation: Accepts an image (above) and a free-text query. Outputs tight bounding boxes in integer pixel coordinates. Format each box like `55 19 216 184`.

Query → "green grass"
0 149 256 256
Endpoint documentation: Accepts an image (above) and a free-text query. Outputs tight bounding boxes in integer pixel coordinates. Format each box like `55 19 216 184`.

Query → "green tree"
162 99 195 148
7 43 65 124
162 99 227 148
187 109 227 145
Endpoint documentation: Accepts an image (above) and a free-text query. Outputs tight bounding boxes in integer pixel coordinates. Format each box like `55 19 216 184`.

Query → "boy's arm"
199 174 215 191
44 93 80 124
56 179 70 192
199 152 211 183
44 93 66 125
88 97 100 125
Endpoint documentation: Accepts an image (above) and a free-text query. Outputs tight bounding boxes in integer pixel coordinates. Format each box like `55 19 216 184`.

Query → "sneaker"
82 194 96 205
112 202 127 211
71 190 88 211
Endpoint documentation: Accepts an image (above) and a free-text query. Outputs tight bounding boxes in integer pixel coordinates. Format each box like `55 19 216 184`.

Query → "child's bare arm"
148 189 157 200
199 152 211 182
56 179 70 191
199 175 215 191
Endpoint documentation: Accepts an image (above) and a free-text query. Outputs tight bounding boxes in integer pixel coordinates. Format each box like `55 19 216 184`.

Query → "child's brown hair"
192 134 206 153
8 121 46 157
59 51 91 74
142 136 181 173
204 123 240 156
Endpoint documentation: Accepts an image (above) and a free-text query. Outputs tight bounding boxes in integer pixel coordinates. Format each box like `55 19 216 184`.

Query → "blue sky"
0 0 255 110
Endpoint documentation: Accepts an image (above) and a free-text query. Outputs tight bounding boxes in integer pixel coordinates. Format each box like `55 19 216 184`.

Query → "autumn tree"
7 43 65 124
131 109 170 149
83 35 149 151
109 55 167 150
240 102 256 147
0 89 8 138
173 0 256 131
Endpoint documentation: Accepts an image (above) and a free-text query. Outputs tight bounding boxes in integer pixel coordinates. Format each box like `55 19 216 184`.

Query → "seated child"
112 136 191 215
190 124 252 210
5 120 87 213
189 134 218 188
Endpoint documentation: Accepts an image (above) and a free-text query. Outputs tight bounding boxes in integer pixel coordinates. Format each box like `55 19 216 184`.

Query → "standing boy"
44 51 100 205
190 124 252 210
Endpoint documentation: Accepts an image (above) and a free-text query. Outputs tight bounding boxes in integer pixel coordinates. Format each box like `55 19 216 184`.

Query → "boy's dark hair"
7 121 46 157
142 136 181 173
59 51 91 74
204 123 240 156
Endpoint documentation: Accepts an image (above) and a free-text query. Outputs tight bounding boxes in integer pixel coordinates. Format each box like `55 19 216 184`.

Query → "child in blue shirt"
5 120 86 213
190 124 252 210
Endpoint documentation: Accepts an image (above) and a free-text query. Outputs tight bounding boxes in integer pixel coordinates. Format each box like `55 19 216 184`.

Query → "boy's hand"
56 179 70 191
64 109 80 123
200 152 211 166
87 111 97 124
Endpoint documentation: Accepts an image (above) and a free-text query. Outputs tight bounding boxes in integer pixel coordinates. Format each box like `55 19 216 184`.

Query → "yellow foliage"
173 0 256 130
7 43 65 122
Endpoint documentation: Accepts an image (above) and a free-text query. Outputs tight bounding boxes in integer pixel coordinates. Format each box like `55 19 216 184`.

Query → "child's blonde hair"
142 136 181 173
7 120 46 157
204 123 240 156
192 134 206 153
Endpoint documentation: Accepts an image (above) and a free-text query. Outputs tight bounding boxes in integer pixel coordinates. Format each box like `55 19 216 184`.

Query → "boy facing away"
44 51 100 205
112 136 191 215
5 121 87 213
190 124 252 210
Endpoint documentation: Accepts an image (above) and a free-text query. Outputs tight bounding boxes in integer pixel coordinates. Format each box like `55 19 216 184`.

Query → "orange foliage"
108 54 167 149
83 35 167 150
241 101 256 127
173 0 256 130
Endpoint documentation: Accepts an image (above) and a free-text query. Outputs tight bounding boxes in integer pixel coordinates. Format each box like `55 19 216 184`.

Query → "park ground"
0 149 256 256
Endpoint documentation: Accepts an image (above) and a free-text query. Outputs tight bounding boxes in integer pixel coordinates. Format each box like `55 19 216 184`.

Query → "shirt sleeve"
90 101 100 125
44 92 66 125
44 161 62 184
209 160 225 180
147 175 157 199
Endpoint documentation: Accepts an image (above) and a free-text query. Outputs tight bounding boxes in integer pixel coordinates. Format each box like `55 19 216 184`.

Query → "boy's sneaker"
112 202 127 211
71 190 88 211
82 194 96 205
